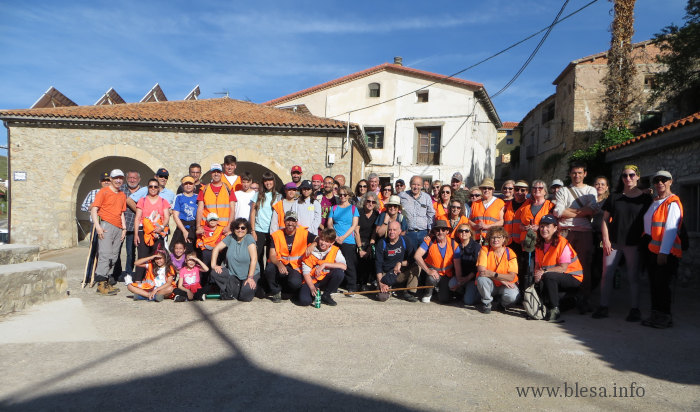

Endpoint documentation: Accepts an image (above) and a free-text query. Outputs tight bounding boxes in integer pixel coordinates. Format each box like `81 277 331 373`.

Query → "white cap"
110 169 125 178
206 213 220 221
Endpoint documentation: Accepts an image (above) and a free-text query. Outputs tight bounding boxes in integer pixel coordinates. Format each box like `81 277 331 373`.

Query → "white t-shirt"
234 190 256 221
554 185 598 230
224 174 239 188
302 247 346 276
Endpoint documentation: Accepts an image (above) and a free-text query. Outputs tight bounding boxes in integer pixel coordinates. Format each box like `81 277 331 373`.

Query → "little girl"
169 241 187 271
174 253 209 302
128 250 176 301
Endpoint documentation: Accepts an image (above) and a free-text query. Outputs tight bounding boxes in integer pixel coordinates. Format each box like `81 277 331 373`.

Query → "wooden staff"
342 285 434 295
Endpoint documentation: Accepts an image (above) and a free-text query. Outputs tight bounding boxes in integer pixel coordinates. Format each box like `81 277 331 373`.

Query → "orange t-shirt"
93 186 126 228
476 246 518 286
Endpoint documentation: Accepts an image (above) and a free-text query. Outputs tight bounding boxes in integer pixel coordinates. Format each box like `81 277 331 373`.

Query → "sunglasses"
502 187 514 191
457 229 470 234
470 194 481 198
339 193 349 197
234 226 247 231
440 191 451 195
479 187 493 191
365 200 376 204
183 182 194 185
396 183 405 186
387 204 398 208
516 188 528 193
450 205 461 209
358 184 367 188
382 188 392 192
490 236 505 241
532 187 545 190
622 173 636 178
653 177 670 184
437 228 450 232
148 185 159 189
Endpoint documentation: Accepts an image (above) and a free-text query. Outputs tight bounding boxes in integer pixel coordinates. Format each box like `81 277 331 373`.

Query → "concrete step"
0 244 40 265
0 261 68 315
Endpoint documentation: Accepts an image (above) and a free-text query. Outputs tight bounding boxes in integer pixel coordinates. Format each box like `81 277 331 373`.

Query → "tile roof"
604 111 700 152
0 97 352 130
500 121 519 129
263 63 484 106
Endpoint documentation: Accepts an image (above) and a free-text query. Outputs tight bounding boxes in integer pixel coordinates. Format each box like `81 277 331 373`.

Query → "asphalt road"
0 246 698 411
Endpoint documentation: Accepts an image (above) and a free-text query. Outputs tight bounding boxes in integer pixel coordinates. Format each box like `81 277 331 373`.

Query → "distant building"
265 58 501 187
515 40 667 182
495 121 520 185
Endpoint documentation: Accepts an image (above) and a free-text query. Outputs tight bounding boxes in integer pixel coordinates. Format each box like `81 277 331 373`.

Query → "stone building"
0 98 370 250
265 58 501 187
515 40 667 182
604 111 700 283
494 121 520 185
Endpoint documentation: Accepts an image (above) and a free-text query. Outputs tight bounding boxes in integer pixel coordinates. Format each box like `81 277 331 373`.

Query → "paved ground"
0 246 699 411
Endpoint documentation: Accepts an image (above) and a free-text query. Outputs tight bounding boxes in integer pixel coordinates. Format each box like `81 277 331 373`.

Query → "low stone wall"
0 244 39 265
0 261 68 315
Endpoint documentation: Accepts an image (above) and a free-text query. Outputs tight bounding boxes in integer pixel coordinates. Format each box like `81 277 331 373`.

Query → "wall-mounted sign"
13 171 26 181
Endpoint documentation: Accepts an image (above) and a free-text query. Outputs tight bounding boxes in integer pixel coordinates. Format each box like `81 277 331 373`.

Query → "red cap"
291 165 302 173
312 174 323 182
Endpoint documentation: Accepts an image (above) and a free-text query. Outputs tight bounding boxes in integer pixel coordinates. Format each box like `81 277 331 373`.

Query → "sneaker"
133 294 146 301
625 308 641 322
321 295 337 306
421 296 431 303
548 307 564 323
154 293 164 302
123 274 133 285
479 304 492 314
271 292 282 303
591 306 609 319
174 295 186 302
96 281 117 296
642 311 673 329
201 294 207 301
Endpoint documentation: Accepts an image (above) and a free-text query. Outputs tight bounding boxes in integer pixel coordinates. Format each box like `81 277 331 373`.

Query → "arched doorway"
75 157 154 241
200 161 283 190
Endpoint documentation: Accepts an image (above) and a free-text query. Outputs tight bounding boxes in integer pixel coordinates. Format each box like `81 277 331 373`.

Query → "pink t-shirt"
137 196 170 226
543 244 573 264
179 266 201 287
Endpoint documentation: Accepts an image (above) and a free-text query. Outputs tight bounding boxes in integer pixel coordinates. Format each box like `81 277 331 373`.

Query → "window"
506 130 513 136
644 75 656 90
416 90 429 103
368 83 380 98
417 126 441 165
506 137 514 145
365 127 384 149
541 103 555 123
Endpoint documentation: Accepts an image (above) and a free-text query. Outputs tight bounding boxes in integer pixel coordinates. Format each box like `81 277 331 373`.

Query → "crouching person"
533 214 583 323
128 250 176 301
476 226 519 313
264 211 316 303
375 221 418 302
210 218 261 301
299 228 346 306
414 220 462 304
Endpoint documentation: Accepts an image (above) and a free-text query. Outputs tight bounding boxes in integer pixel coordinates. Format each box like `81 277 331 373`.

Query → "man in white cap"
197 164 237 236
91 169 127 296
450 172 469 207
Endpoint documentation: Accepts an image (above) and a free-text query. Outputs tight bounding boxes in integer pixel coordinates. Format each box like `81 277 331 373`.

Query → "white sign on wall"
13 171 26 181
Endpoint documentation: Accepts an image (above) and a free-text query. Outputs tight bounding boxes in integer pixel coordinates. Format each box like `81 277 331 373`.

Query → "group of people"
85 157 684 328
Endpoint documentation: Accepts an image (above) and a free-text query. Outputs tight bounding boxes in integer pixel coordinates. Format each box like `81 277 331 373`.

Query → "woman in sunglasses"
356 192 380 289
375 195 408 239
449 224 480 305
133 178 170 282
443 199 469 239
433 184 452 222
210 218 260 301
327 186 360 293
593 165 652 322
378 183 394 212
353 179 369 205
640 170 683 329
430 180 442 202
414 220 462 304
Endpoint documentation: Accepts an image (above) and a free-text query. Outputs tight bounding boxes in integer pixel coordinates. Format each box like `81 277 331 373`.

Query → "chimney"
394 56 403 66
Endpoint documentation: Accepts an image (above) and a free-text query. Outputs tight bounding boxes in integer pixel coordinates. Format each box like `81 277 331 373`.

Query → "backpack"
523 283 547 320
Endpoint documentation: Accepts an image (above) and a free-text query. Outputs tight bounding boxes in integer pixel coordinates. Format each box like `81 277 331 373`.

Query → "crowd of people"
85 156 685 328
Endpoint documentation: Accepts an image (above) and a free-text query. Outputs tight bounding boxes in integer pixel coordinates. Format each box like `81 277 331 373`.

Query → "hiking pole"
342 285 435 296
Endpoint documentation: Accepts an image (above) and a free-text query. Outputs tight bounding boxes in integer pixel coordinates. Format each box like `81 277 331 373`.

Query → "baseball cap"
210 164 223 172
156 168 169 177
284 182 298 190
99 172 110 181
652 170 673 180
452 172 464 182
181 176 195 184
299 180 312 190
395 179 405 186
284 210 298 221
110 169 125 178
312 174 323 182
206 213 219 222
540 214 558 225
291 165 302 173
550 179 564 188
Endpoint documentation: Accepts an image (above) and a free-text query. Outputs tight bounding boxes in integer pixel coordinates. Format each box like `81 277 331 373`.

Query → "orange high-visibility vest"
133 262 176 290
197 225 224 250
270 227 309 269
649 194 683 258
222 175 242 192
424 237 457 278
469 198 505 240
302 245 340 283
503 200 522 245
440 216 470 239
433 201 448 222
201 184 231 228
515 199 553 243
535 235 583 282
477 245 518 286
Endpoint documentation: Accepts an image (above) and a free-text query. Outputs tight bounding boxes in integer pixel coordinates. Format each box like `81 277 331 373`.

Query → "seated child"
170 241 187 271
174 253 209 302
299 228 347 307
196 213 225 285
127 250 176 301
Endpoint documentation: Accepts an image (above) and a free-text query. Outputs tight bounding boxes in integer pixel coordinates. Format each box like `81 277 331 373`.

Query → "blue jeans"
405 230 427 256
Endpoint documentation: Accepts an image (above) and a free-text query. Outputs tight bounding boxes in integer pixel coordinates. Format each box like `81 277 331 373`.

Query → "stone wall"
8 125 357 250
0 261 68 315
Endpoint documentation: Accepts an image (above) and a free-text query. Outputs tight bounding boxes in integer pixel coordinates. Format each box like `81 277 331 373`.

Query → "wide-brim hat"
385 195 401 207
479 178 495 189
432 220 449 230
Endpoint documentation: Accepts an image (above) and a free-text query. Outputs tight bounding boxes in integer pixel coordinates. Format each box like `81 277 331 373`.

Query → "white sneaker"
421 296 431 303
123 274 133 285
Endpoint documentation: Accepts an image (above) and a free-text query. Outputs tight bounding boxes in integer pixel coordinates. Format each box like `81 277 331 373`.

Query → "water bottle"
314 289 321 308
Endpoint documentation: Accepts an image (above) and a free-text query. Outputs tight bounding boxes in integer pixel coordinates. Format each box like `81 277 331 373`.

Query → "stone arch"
61 145 163 244
198 148 288 186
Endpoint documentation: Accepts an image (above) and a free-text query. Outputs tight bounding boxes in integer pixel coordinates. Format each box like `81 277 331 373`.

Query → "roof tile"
605 111 700 152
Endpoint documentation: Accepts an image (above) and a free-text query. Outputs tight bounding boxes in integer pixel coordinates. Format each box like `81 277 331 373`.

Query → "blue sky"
0 0 688 139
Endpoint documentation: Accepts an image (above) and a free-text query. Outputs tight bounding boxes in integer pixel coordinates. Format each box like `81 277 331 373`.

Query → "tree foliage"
602 0 637 129
650 0 700 117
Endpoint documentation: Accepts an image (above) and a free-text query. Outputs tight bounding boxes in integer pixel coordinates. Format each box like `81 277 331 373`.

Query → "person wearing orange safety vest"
475 226 519 314
270 182 300 232
414 220 462 304
127 250 176 301
221 154 243 193
469 178 505 242
503 180 529 245
264 210 317 303
196 164 237 237
439 198 470 239
641 170 684 329
533 214 583 323
299 228 346 306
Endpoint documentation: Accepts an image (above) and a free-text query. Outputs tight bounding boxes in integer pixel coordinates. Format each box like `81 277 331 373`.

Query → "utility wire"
329 0 599 118
491 0 571 99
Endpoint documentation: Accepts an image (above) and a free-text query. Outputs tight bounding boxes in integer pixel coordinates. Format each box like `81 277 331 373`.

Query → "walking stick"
342 285 435 296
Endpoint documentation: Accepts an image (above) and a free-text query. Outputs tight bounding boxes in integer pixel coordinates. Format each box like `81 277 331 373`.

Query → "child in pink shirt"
173 253 209 302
